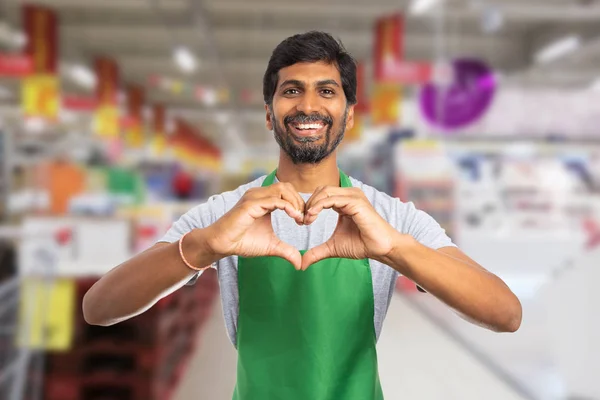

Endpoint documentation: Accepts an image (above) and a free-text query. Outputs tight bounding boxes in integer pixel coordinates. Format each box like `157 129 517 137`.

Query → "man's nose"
296 92 319 114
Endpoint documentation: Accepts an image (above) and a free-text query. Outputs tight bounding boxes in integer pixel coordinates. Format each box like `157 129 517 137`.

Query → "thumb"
301 241 335 271
268 239 302 271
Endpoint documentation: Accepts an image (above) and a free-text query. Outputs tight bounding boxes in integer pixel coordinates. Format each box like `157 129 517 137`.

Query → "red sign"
373 14 404 82
381 61 433 84
62 95 97 111
0 54 33 77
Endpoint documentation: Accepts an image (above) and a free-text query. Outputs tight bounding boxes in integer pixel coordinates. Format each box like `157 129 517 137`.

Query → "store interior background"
0 0 599 399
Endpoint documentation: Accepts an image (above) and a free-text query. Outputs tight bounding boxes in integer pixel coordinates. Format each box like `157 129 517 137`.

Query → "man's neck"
276 151 340 193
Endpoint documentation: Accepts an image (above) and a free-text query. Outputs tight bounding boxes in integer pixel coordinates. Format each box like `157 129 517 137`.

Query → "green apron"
233 169 384 400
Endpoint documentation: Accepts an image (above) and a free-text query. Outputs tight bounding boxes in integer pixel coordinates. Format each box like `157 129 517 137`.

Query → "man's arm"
380 237 522 333
82 228 217 326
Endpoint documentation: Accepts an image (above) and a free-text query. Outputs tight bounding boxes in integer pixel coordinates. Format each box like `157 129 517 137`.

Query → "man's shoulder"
216 175 267 203
348 176 397 205
208 175 267 212
347 176 415 220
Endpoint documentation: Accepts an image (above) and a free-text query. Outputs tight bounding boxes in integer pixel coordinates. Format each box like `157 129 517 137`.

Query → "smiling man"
83 31 522 400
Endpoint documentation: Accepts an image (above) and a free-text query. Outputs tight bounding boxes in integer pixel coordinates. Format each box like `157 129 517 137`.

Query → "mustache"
284 112 333 126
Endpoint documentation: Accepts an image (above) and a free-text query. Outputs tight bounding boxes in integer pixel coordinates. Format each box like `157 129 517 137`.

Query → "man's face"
266 61 354 164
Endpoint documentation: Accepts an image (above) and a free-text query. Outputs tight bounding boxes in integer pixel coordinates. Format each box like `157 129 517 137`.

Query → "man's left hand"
301 186 409 270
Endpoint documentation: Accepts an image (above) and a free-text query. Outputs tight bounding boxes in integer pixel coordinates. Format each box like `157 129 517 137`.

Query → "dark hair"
263 31 357 106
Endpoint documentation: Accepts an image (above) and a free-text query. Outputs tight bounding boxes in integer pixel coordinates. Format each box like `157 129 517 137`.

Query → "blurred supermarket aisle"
175 292 528 400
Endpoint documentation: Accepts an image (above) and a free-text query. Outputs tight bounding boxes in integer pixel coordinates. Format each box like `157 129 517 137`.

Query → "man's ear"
265 104 273 131
345 105 355 131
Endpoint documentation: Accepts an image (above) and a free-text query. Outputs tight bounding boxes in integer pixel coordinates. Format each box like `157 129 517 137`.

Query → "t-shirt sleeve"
395 200 456 292
400 201 456 250
157 194 225 284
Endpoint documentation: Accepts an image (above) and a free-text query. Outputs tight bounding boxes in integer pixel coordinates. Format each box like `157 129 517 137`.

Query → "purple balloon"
419 58 496 131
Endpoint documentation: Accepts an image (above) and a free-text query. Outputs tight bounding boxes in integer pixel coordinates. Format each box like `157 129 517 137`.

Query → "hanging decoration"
170 120 221 171
93 58 120 139
124 85 145 148
20 5 59 121
150 104 167 155
371 13 404 126
419 58 497 131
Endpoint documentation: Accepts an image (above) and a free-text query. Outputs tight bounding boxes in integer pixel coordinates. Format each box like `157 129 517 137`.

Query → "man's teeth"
296 123 323 130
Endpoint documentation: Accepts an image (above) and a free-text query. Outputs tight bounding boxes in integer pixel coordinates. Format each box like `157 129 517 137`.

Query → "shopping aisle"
174 291 527 400
173 296 237 400
377 293 527 400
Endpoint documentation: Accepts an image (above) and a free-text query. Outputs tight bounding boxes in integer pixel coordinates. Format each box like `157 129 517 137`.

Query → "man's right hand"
204 183 305 270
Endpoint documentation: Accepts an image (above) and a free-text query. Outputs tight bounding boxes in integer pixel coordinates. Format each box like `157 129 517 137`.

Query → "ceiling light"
535 35 581 64
481 7 504 33
409 0 442 15
202 89 217 106
173 46 197 73
11 31 26 48
69 64 96 89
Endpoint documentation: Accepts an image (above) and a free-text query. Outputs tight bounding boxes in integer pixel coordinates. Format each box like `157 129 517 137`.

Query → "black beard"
271 108 347 165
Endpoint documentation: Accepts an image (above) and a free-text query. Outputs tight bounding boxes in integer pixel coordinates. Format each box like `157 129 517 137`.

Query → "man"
83 31 522 399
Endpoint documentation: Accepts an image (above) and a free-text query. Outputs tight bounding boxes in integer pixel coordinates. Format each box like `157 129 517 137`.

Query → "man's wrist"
377 233 419 273
184 228 222 269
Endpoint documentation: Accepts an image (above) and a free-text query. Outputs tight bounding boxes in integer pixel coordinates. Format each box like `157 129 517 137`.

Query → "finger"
270 183 306 224
304 195 359 225
282 184 306 224
304 186 328 214
301 241 334 270
305 187 355 221
268 239 302 270
246 197 301 221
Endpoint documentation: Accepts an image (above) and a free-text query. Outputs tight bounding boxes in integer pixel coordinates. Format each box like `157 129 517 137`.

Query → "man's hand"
205 183 306 270
301 186 404 271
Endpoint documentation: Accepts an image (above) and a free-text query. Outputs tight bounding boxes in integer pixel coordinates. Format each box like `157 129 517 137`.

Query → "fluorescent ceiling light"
70 64 96 89
202 88 217 106
0 21 26 49
410 0 442 15
174 46 197 73
535 35 581 64
11 31 26 48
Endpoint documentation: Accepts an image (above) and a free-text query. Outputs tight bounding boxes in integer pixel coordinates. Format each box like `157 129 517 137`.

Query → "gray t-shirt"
158 174 456 347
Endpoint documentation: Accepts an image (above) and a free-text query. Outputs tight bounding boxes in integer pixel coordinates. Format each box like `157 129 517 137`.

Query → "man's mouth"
289 121 327 137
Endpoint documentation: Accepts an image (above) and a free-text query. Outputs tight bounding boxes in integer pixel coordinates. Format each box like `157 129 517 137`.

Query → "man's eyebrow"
279 79 304 89
316 79 340 87
278 79 341 89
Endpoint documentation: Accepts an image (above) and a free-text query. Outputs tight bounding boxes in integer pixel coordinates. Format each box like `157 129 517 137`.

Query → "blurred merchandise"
394 139 456 239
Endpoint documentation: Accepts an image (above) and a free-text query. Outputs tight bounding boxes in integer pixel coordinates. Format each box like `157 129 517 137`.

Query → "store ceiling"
1 0 600 153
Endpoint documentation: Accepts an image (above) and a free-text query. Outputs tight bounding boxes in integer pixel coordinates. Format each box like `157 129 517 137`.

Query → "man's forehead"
277 61 342 85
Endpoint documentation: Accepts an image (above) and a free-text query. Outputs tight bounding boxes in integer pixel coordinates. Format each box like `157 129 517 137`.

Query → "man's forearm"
83 228 219 326
378 234 522 332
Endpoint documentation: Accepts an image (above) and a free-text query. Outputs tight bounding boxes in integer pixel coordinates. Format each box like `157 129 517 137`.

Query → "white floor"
174 292 528 400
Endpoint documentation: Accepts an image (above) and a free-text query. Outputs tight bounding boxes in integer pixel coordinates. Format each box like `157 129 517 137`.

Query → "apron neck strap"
262 168 352 188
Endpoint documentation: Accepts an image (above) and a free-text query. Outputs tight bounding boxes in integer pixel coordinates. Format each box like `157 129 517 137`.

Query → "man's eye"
321 89 335 95
284 88 300 95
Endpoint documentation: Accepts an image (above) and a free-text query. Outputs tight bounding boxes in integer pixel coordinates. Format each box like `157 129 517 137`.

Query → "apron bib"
233 169 384 400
